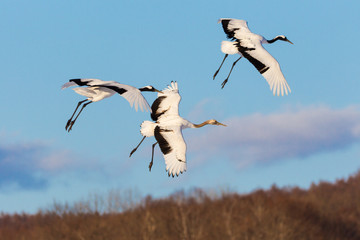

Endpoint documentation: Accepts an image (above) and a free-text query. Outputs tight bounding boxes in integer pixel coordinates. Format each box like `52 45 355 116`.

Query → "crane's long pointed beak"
156 90 163 93
218 122 227 127
287 39 294 44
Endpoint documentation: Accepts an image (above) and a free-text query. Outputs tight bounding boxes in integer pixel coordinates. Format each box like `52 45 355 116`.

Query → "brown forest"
1 171 360 240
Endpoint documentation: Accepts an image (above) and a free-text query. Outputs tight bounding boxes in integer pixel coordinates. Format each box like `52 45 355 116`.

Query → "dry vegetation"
1 172 360 240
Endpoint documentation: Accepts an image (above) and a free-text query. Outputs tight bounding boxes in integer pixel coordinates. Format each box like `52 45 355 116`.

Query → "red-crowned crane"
62 78 162 132
214 18 293 96
129 81 226 177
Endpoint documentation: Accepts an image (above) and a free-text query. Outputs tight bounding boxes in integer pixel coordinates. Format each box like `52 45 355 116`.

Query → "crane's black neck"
267 36 285 44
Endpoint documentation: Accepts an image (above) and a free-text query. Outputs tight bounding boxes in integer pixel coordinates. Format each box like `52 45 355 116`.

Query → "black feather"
97 85 127 95
151 96 167 121
154 126 172 155
69 79 92 86
221 19 238 40
235 41 269 74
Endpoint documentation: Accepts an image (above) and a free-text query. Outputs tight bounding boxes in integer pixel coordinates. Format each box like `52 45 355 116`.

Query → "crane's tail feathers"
140 121 156 137
221 41 239 55
61 82 77 90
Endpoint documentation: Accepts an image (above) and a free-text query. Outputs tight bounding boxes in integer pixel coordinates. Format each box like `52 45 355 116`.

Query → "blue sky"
1 0 359 213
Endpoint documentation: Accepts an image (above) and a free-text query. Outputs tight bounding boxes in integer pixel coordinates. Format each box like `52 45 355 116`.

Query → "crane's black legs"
221 56 242 89
66 100 92 132
213 54 228 80
66 99 88 131
149 142 158 172
129 136 146 157
129 137 157 172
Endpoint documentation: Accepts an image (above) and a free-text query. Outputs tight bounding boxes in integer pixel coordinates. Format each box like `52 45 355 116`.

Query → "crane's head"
277 35 293 44
193 119 227 128
207 119 227 127
139 86 163 93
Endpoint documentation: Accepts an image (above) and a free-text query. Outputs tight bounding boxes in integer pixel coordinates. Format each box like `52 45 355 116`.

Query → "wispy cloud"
0 136 96 191
187 105 360 168
0 142 49 190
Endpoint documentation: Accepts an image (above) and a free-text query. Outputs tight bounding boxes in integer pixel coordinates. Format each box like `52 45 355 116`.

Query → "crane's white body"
62 78 151 112
140 82 189 176
131 82 225 177
70 86 115 102
218 18 291 96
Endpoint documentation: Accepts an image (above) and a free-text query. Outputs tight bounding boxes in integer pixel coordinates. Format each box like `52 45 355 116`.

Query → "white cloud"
37 149 76 172
187 105 360 168
0 134 100 190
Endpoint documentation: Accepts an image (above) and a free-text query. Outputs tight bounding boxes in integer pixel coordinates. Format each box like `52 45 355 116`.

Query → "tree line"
1 171 360 240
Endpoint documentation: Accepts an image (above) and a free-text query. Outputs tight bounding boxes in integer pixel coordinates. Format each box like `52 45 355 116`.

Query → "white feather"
221 41 240 55
72 87 98 99
219 18 251 35
61 81 77 89
155 82 181 121
158 125 187 177
244 41 291 96
140 121 156 137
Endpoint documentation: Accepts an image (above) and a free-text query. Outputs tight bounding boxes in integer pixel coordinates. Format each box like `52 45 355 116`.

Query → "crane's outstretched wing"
218 18 251 40
62 78 151 112
102 81 151 112
61 78 107 89
237 40 291 96
151 81 181 121
154 125 186 177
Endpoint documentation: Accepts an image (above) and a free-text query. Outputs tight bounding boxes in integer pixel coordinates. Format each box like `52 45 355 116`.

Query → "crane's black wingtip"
69 78 81 82
69 79 84 85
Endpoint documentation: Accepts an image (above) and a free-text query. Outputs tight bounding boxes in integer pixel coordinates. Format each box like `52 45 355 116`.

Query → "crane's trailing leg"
129 136 146 157
221 56 242 89
213 54 228 80
67 101 92 132
149 142 158 172
65 99 88 131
